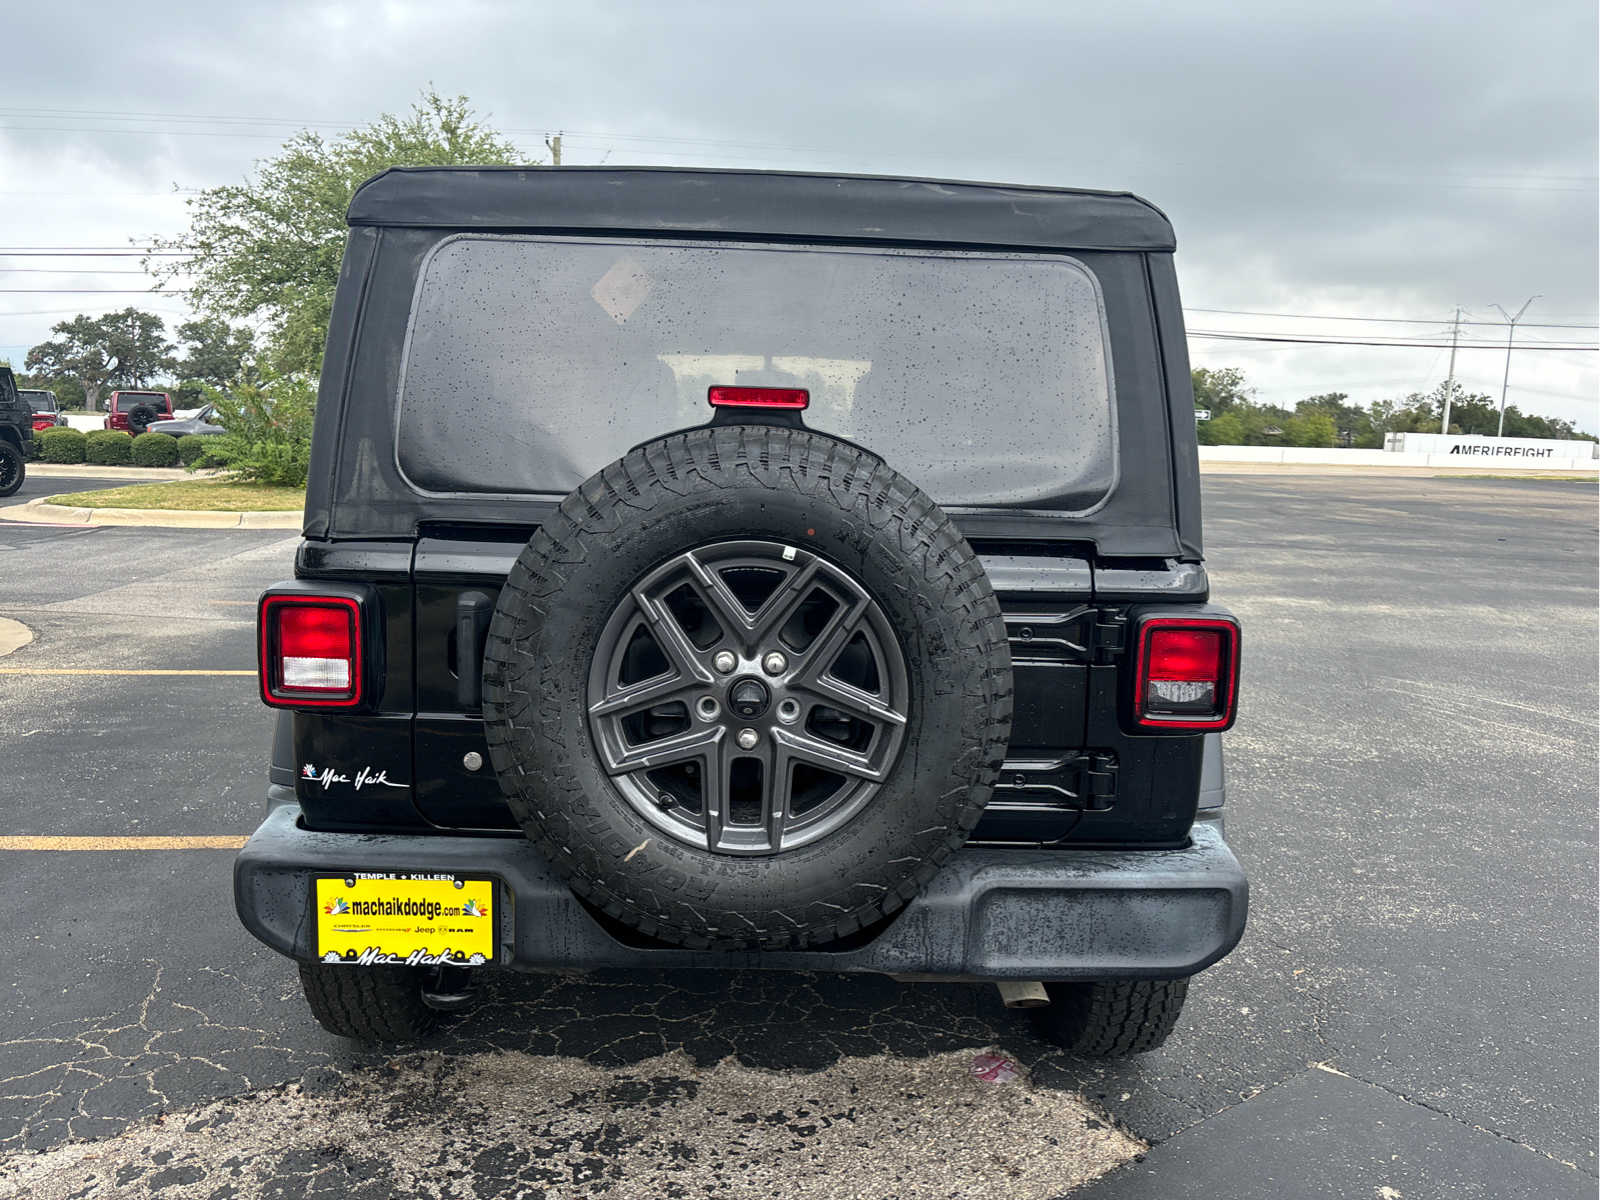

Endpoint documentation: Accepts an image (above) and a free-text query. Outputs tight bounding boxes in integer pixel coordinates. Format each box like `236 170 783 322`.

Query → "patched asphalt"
0 474 1594 1198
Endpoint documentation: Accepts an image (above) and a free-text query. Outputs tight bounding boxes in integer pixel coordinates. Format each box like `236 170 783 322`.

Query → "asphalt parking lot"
10 472 135 504
0 473 1594 1198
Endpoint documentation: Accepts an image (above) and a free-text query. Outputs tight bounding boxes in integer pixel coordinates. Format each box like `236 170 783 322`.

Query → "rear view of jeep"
235 167 1247 1055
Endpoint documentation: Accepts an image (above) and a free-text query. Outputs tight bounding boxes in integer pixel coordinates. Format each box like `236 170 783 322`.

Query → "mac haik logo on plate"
324 896 350 916
462 898 489 918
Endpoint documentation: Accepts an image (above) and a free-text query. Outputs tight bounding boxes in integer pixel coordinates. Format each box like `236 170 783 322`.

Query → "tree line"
19 312 253 411
1192 367 1594 448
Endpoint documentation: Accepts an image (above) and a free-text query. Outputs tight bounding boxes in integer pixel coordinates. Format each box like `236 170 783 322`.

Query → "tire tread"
297 963 437 1042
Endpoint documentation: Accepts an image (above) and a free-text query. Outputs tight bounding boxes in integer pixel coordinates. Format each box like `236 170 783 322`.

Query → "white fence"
1199 445 1598 473
1384 432 1598 461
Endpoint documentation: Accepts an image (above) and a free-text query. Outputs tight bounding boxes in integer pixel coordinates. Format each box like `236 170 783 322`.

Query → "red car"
104 390 175 435
20 389 62 432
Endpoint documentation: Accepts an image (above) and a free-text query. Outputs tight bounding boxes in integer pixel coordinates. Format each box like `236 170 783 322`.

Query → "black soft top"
347 166 1176 253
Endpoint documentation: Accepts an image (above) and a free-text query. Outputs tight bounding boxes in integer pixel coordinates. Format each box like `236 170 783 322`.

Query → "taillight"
259 595 363 708
1132 617 1239 731
707 386 809 410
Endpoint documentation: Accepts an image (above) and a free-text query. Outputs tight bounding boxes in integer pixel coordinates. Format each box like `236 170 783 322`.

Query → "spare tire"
128 404 159 436
482 425 1012 950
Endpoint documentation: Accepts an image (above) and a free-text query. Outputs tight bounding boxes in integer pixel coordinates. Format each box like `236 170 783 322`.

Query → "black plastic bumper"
234 802 1248 981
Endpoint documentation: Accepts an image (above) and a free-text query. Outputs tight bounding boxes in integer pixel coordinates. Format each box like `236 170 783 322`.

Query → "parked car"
20 389 63 432
0 367 32 496
236 167 1248 1054
103 390 175 435
147 402 225 438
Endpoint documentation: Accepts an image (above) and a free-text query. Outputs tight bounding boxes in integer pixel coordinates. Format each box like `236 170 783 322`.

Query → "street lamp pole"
1491 296 1539 438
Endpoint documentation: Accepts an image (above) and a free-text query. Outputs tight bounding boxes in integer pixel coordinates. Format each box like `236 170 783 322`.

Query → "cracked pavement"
0 474 1594 1197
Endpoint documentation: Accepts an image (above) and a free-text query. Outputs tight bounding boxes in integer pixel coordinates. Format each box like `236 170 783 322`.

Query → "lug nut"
762 651 788 675
736 728 761 750
713 650 738 674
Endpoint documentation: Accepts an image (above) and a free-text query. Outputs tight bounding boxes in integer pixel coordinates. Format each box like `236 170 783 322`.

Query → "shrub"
132 432 179 467
202 371 315 487
84 430 133 466
176 435 212 466
36 427 85 464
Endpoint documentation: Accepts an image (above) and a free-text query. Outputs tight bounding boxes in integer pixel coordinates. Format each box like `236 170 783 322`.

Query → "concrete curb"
26 464 201 481
0 617 31 658
0 496 302 530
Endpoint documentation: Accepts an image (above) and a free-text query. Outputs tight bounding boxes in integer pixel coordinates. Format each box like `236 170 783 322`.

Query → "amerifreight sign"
1449 443 1557 458
314 873 495 965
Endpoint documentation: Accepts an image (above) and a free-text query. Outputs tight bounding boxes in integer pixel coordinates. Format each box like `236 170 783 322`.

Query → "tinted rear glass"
397 236 1116 509
20 391 55 411
114 393 168 411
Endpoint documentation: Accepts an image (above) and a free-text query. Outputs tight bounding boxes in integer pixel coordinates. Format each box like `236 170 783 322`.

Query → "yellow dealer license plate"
314 873 496 967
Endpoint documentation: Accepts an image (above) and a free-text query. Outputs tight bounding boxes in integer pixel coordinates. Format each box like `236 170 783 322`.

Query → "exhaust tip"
996 980 1050 1009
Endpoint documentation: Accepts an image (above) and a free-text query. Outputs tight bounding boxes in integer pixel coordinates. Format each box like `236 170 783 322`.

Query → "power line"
0 268 162 274
1184 306 1597 330
0 250 190 257
0 288 191 294
1188 330 1597 351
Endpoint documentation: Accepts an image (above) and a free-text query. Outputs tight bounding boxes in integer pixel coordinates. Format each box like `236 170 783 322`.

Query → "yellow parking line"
0 668 254 676
0 835 248 850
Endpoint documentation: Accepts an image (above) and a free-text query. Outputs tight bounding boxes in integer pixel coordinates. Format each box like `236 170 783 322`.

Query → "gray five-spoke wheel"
587 539 909 855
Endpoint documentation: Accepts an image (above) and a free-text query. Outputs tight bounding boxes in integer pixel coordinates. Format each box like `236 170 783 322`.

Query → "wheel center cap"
728 677 771 720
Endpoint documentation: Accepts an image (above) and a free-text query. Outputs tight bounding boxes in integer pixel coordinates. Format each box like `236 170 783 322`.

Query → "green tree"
1200 410 1247 445
175 317 255 386
24 309 174 410
1283 411 1337 447
1296 392 1376 447
1191 366 1251 416
152 90 529 376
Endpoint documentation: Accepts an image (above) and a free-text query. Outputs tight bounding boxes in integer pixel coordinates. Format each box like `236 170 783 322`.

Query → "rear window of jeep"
395 236 1117 510
114 394 168 411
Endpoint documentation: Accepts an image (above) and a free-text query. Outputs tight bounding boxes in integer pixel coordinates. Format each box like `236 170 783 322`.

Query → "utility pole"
1491 296 1539 437
545 133 562 166
1441 307 1461 434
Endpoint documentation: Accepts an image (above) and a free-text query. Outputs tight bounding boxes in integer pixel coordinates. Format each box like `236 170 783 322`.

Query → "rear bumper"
234 802 1248 981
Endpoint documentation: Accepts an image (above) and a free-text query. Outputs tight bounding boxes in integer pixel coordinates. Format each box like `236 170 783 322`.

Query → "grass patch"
46 479 306 512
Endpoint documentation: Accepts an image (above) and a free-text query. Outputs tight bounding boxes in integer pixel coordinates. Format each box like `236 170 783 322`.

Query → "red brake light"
259 596 363 708
1133 618 1239 731
708 386 809 410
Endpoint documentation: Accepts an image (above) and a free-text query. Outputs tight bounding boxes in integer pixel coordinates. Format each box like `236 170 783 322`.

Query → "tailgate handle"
455 591 493 709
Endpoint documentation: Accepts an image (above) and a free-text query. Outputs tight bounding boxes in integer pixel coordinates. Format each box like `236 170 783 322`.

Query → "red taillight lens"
707 386 810 410
259 596 362 708
1133 618 1239 731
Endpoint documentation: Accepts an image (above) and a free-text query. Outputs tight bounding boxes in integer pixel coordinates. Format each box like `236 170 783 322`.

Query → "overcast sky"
3 0 1596 428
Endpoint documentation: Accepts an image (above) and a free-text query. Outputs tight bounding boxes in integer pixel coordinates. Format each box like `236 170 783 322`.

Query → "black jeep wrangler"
236 167 1247 1056
0 366 32 498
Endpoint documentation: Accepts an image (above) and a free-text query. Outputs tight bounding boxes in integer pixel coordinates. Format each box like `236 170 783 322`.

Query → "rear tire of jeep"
482 424 1012 951
0 442 23 498
297 963 439 1042
1029 979 1190 1057
127 405 158 437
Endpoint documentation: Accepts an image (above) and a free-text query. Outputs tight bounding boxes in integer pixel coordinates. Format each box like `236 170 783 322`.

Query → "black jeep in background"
0 367 32 497
236 167 1247 1056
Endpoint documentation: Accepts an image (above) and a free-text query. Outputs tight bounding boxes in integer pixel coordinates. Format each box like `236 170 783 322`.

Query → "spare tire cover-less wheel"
482 425 1012 950
128 405 158 436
